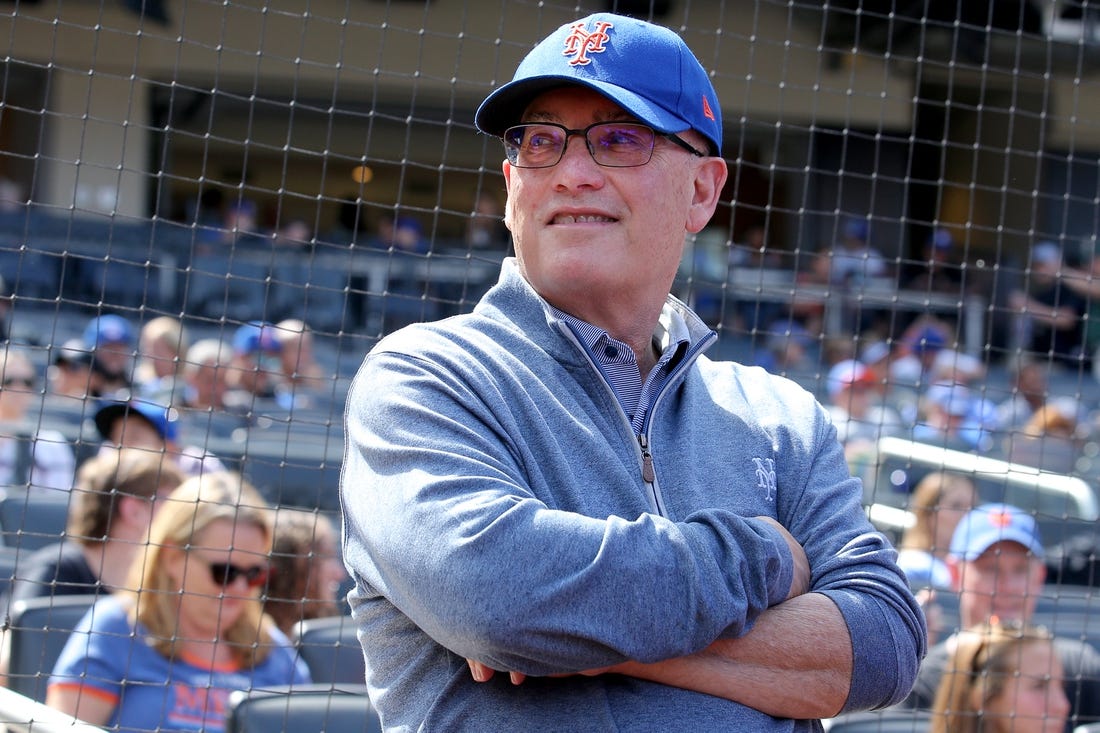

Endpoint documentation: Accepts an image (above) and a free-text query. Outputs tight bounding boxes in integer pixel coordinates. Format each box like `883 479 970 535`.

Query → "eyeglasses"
201 559 270 589
1 376 36 389
502 121 706 169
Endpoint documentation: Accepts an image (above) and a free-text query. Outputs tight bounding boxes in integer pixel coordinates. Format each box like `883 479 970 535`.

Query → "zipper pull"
638 434 655 483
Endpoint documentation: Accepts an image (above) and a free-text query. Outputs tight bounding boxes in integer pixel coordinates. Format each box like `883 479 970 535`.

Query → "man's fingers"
467 659 494 682
467 659 526 685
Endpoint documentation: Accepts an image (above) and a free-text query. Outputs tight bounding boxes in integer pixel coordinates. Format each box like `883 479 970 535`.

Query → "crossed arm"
468 519 854 720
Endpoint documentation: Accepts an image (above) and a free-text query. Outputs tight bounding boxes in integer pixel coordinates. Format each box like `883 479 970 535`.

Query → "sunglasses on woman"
203 560 270 588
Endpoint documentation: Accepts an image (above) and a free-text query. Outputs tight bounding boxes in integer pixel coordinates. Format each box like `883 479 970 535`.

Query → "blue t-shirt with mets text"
49 595 310 732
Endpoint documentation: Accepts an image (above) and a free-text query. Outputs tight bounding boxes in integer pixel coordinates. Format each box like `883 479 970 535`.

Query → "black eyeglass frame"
502 121 708 169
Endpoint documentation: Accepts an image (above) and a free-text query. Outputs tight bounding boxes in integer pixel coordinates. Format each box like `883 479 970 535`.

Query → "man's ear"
1035 558 1047 585
686 157 728 235
502 160 515 234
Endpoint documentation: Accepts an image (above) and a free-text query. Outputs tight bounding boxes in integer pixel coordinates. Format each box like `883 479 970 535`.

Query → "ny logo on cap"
562 20 614 66
989 510 1014 528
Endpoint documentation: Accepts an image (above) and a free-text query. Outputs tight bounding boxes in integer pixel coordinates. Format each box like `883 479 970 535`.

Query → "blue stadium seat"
282 257 352 334
7 595 96 703
183 253 280 322
226 683 380 733
240 446 342 511
0 544 22 613
290 616 365 685
0 248 61 301
0 489 72 553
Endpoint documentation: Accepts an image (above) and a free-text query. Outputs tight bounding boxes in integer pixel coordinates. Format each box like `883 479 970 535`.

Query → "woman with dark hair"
265 507 348 634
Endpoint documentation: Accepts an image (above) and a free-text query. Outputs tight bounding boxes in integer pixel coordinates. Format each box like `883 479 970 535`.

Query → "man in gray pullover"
340 12 926 731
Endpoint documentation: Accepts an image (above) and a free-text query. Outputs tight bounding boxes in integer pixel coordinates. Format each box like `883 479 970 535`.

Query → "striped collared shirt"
552 306 689 434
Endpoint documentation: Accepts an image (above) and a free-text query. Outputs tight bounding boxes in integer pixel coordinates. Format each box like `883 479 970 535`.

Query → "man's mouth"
550 214 615 225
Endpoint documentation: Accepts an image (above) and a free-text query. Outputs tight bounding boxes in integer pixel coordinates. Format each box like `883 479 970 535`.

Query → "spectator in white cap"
905 503 1100 729
46 337 94 403
825 358 903 452
1009 241 1089 371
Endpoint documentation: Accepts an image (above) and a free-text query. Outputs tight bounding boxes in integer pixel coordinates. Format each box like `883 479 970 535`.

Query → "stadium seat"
824 708 933 731
225 683 380 733
290 615 365 685
0 489 72 553
183 253 278 322
285 257 353 334
0 544 21 610
240 440 342 511
0 248 62 301
6 594 96 702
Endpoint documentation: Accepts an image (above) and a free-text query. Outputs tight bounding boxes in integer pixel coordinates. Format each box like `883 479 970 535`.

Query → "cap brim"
95 402 168 441
957 530 1045 561
94 403 128 441
475 75 700 145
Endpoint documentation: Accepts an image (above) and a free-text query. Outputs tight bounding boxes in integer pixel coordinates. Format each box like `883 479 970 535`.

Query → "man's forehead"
520 86 632 124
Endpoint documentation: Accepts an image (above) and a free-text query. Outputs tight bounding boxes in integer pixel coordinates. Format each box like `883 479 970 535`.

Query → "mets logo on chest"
562 20 614 66
752 457 777 502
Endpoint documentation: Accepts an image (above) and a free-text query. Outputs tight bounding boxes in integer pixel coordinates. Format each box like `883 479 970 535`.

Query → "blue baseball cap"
232 321 281 356
94 399 179 443
949 503 1044 561
907 325 946 355
83 314 135 349
475 13 722 156
929 228 954 250
844 217 869 242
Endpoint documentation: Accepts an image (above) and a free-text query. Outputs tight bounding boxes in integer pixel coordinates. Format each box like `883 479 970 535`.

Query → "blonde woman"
46 472 309 731
896 471 979 591
929 620 1068 733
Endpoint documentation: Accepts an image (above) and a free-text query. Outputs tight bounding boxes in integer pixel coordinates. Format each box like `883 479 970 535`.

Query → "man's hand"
468 659 526 685
756 516 810 600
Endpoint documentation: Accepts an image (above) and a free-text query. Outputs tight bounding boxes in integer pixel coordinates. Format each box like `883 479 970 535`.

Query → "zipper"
638 433 655 483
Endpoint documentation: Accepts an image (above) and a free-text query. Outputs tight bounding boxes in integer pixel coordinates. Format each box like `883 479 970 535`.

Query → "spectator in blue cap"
341 11 924 731
82 314 136 397
904 503 1100 729
93 398 224 477
227 321 284 404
